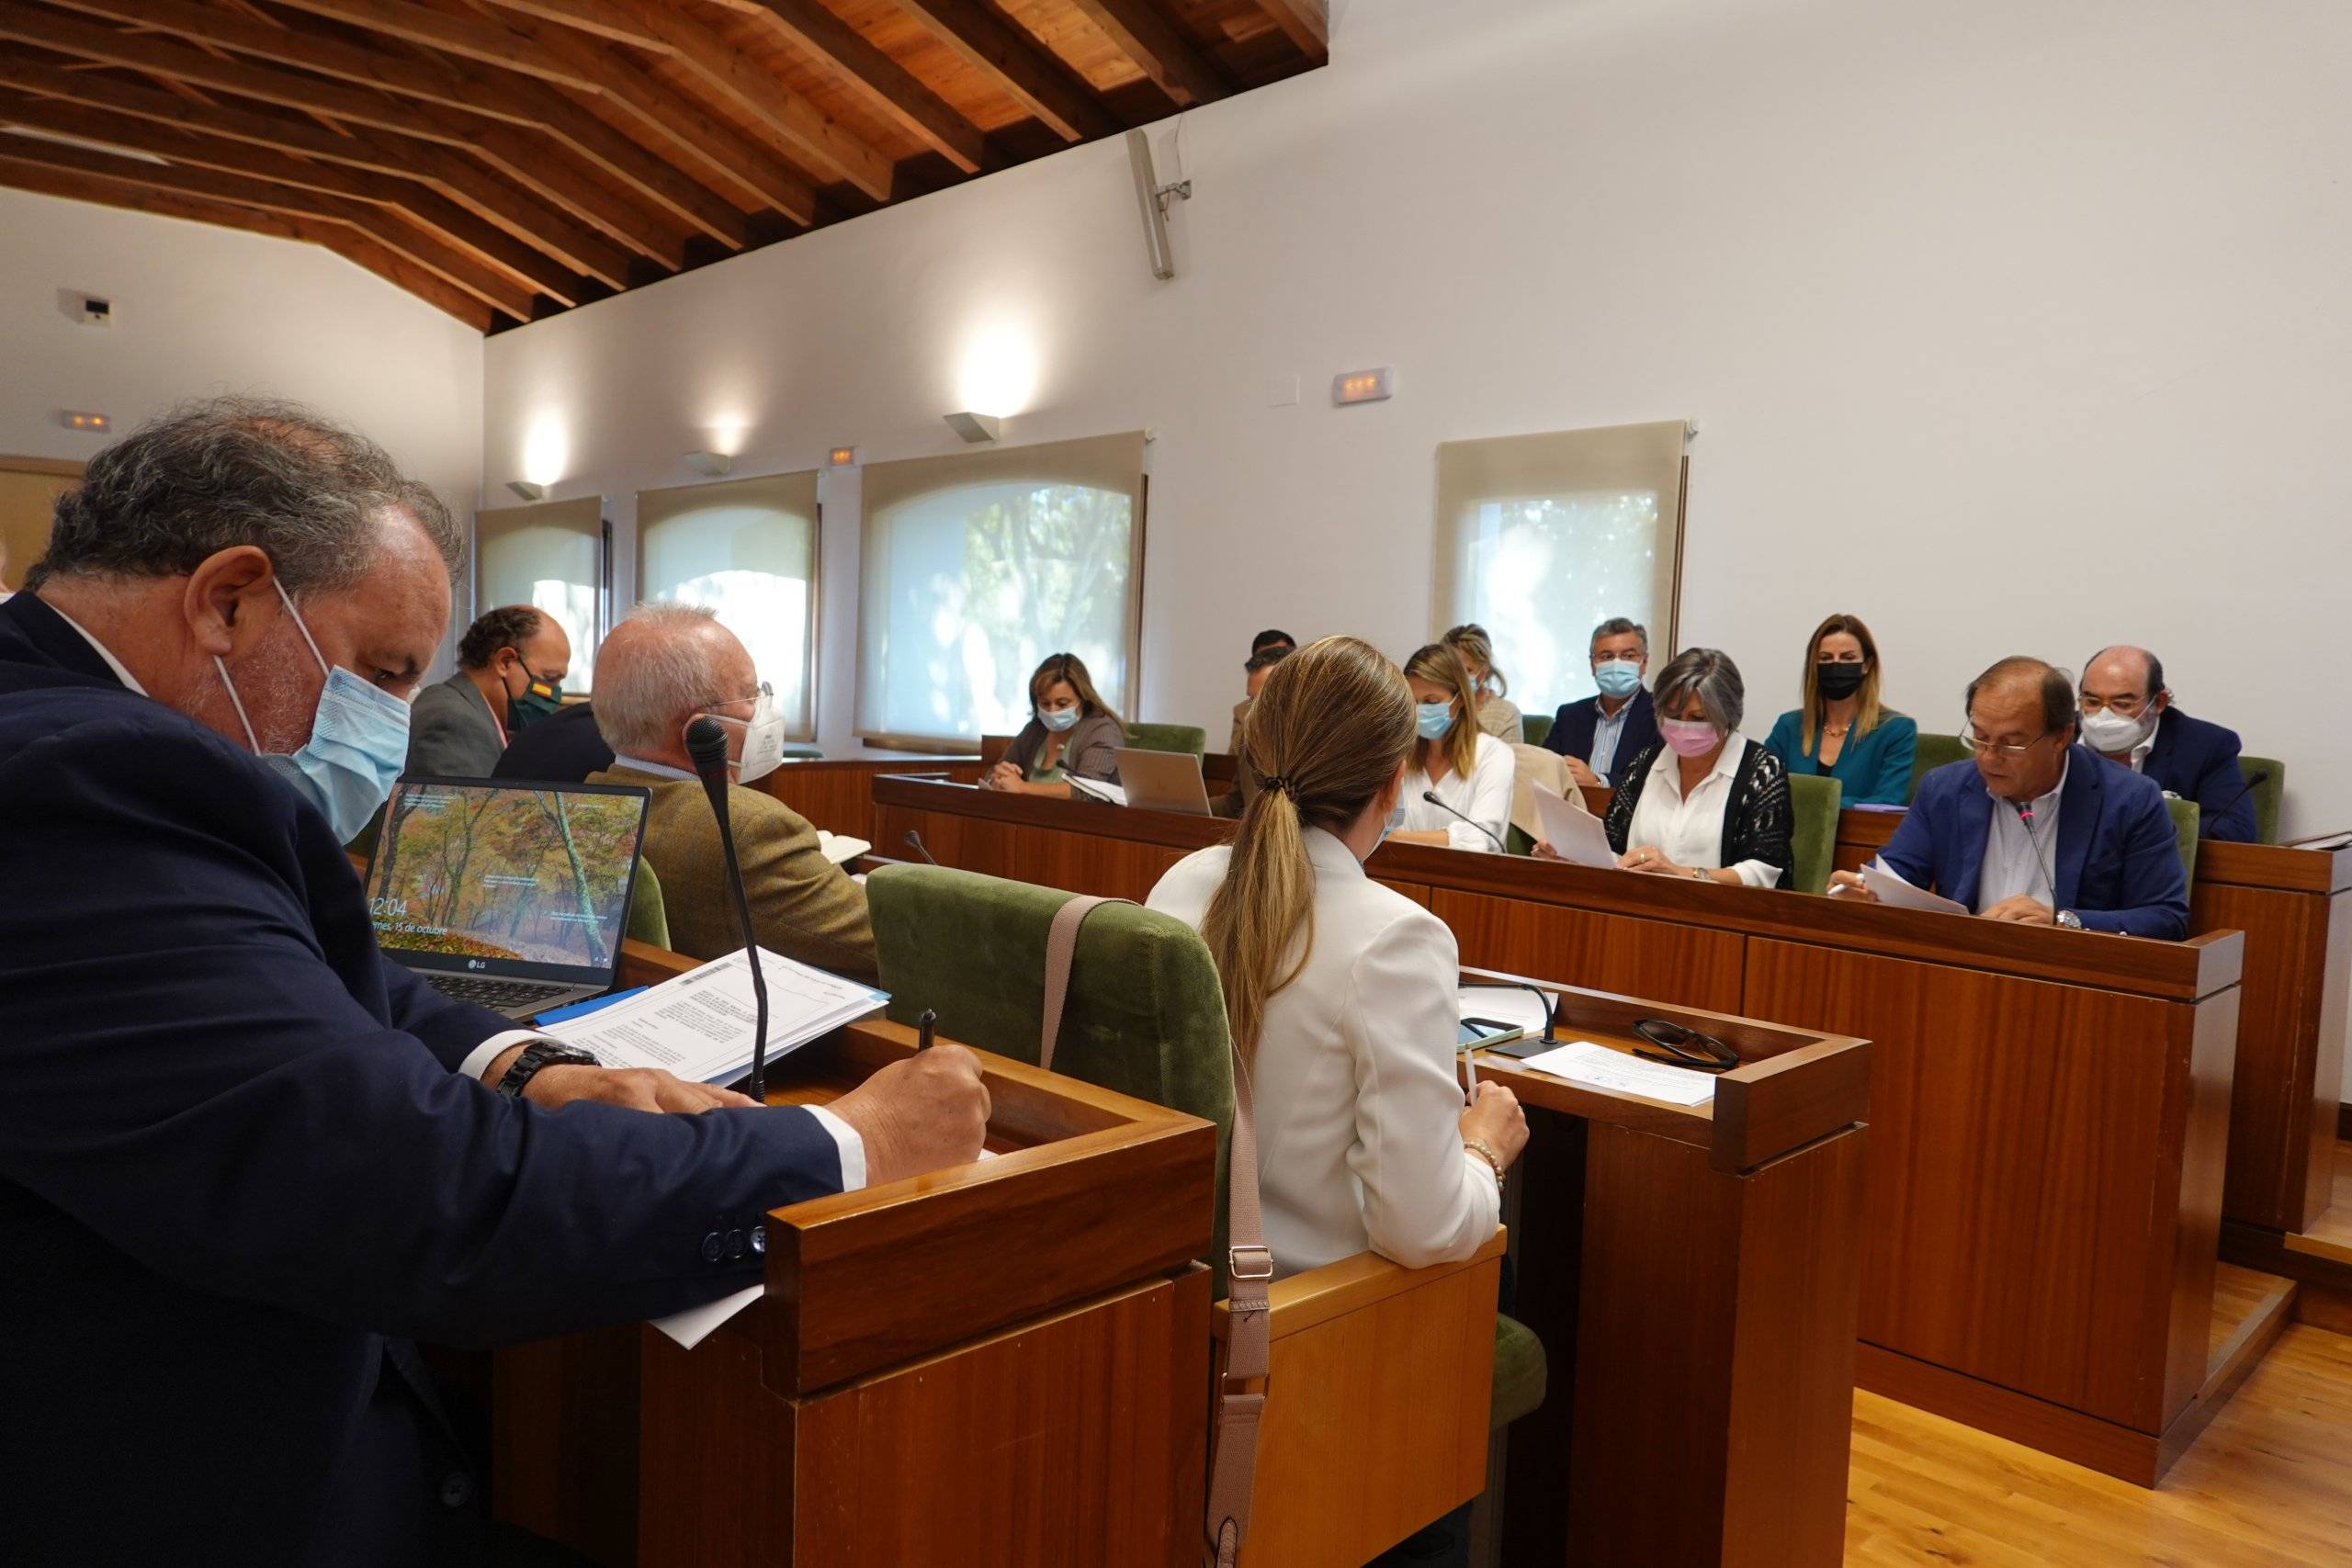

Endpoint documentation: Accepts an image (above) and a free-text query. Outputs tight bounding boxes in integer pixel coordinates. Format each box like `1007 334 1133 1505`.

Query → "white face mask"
706 682 786 784
2080 704 2155 754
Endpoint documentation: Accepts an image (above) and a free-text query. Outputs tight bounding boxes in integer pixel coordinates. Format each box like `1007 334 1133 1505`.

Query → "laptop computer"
365 776 651 1020
1115 747 1213 816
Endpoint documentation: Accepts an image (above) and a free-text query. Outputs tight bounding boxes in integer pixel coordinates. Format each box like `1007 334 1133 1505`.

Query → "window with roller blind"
1432 421 1689 717
854 433 1146 747
635 471 819 740
475 496 606 693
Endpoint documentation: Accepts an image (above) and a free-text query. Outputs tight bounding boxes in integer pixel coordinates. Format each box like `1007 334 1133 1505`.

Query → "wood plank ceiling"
0 0 1327 330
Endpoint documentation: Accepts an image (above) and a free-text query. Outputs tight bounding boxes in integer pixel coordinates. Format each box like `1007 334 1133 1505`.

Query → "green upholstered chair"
2240 755 2286 844
2166 797 2201 883
1909 731 1972 800
623 857 670 950
1490 1314 1548 1429
1785 773 1842 896
779 742 824 761
1125 721 1208 758
1521 714 1553 747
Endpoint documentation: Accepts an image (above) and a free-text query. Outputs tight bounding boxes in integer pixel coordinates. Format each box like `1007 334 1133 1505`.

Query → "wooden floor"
1846 1314 2352 1564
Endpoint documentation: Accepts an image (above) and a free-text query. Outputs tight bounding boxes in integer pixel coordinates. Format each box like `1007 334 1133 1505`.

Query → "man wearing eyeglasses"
2079 646 2258 842
1829 656 2189 938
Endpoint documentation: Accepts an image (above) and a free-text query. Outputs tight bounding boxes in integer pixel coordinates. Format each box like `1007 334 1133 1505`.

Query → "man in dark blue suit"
1829 656 2188 938
2080 646 2259 842
1539 616 1662 788
0 400 988 1567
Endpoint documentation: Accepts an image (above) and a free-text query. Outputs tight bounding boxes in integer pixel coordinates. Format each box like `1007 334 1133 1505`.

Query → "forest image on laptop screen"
369 784 643 968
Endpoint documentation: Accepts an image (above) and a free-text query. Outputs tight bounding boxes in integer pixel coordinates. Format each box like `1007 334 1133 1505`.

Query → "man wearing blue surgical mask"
0 399 989 1567
1539 615 1663 789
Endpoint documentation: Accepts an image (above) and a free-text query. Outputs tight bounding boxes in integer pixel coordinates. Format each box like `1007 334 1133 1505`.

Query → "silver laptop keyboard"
421 974 577 1012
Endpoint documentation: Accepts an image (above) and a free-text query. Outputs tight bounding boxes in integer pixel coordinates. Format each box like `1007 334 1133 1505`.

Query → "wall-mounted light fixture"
61 410 110 433
684 450 732 478
505 479 545 502
944 412 1001 445
828 446 859 467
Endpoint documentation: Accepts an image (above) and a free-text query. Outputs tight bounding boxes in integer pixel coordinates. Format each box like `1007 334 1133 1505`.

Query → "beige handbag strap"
1033 893 1270 1567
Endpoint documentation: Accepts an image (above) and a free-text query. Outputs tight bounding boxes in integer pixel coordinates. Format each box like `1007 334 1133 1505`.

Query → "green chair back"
779 743 824 761
1505 824 1537 858
2166 797 2201 882
1125 721 1207 758
1521 714 1553 747
1786 773 1841 895
865 863 1236 1280
1908 732 1972 800
624 857 670 950
2239 755 2285 844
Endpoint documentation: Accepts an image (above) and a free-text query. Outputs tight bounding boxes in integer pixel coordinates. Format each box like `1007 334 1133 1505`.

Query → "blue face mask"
218 581 413 844
1594 660 1643 699
1039 705 1081 733
1415 703 1454 741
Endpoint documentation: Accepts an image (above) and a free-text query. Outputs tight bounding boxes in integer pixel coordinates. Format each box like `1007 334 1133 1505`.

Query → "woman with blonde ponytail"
1146 637 1526 1277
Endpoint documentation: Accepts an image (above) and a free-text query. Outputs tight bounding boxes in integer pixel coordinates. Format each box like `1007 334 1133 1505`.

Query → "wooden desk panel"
756 752 982 840
1435 888 1747 1015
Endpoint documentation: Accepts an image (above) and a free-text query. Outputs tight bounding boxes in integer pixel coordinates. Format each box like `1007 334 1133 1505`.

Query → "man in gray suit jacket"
406 604 572 778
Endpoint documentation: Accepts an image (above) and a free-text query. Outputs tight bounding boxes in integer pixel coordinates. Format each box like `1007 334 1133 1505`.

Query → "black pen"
918 1008 936 1052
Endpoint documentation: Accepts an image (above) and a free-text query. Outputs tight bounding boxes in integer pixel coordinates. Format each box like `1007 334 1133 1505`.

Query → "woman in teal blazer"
1764 613 1917 806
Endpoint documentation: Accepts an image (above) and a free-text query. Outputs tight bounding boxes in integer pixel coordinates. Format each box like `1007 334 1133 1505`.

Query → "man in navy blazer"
0 400 988 1568
1829 656 2189 938
1540 616 1662 787
2080 646 2259 842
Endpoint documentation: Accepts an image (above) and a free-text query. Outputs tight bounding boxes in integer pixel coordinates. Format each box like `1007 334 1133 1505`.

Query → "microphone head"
903 829 921 847
1422 790 1442 805
684 716 730 775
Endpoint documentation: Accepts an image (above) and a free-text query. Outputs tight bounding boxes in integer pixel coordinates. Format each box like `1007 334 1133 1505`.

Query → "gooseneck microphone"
1420 790 1508 852
2014 799 2059 909
902 829 941 866
2202 770 2270 837
686 717 770 1101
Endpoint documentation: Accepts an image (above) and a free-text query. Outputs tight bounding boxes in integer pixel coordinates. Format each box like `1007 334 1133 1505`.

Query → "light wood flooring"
1846 1311 2352 1564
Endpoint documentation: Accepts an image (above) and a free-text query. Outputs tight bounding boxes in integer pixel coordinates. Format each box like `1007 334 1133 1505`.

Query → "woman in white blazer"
1387 643 1515 852
1146 636 1527 1276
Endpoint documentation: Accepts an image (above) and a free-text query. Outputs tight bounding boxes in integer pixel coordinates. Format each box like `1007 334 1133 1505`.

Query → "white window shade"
476 496 605 693
1433 421 1688 717
637 471 819 740
855 433 1146 746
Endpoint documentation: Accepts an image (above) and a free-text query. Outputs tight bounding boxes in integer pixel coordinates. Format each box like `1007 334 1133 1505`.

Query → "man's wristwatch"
2056 909 2085 931
494 1040 600 1098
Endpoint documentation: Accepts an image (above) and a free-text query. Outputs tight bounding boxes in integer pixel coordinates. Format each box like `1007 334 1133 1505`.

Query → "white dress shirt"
1590 699 1633 784
1976 758 2067 912
47 604 865 1191
1399 729 1515 852
1623 735 1781 888
1147 829 1499 1277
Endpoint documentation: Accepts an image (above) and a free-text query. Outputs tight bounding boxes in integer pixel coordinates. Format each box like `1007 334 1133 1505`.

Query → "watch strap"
495 1039 599 1098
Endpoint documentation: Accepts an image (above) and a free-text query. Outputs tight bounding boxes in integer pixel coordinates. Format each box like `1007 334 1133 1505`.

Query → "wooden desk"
869 775 2248 1484
753 750 982 841
1836 808 2352 1238
494 940 1217 1567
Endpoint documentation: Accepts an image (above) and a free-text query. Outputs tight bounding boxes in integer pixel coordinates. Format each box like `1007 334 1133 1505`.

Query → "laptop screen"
366 778 650 983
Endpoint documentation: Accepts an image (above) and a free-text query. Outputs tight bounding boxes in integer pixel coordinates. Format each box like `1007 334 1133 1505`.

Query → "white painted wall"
1 187 483 660
483 0 2352 1070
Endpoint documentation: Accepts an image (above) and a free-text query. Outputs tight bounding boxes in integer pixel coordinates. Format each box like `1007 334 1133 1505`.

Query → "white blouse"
1623 734 1780 888
1399 729 1515 852
1146 829 1500 1277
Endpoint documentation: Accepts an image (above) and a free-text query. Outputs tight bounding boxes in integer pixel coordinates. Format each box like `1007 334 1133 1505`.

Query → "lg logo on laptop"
467 960 486 971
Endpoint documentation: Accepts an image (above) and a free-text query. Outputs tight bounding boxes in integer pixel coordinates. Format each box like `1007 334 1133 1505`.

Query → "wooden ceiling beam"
1064 0 1226 106
48 0 738 251
481 0 894 199
1250 0 1326 58
275 0 815 224
888 0 1118 142
717 0 983 175
0 85 536 317
0 51 585 301
0 130 507 324
0 6 639 283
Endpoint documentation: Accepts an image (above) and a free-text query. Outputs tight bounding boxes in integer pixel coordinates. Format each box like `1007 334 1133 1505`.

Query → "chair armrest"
1211 1229 1506 1346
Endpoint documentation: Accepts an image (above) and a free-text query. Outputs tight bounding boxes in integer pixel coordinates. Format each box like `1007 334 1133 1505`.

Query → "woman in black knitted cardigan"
1582 648 1793 889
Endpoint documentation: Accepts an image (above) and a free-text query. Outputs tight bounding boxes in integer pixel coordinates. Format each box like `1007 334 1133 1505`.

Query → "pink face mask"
1659 718 1720 758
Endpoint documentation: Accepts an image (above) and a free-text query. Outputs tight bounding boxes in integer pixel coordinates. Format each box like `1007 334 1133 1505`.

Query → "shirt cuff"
461 1028 548 1083
1730 859 1780 889
805 1104 867 1192
1446 821 1496 852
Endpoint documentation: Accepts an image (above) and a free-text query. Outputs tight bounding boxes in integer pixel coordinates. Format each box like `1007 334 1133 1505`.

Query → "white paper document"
1457 986 1552 1038
1068 776 1128 807
1514 1040 1719 1107
549 948 887 1086
1860 857 1969 916
815 830 871 866
1530 784 1617 868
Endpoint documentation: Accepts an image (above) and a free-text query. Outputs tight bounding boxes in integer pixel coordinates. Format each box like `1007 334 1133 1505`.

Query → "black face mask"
1815 663 1867 701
